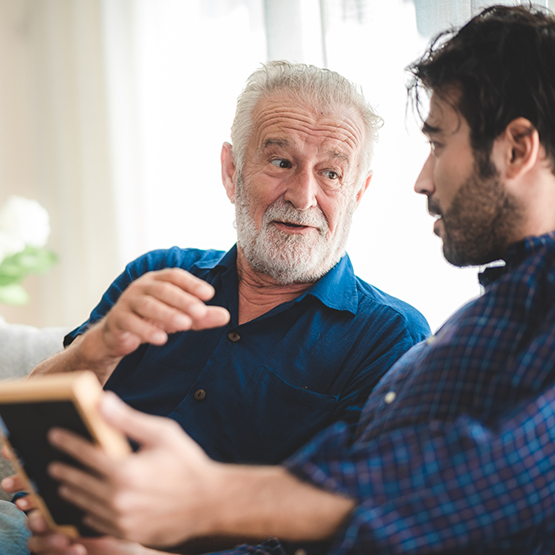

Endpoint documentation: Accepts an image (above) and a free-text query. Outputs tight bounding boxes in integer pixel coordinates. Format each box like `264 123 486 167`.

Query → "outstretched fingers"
190 305 230 330
98 268 230 356
47 428 115 478
134 269 230 332
48 461 113 509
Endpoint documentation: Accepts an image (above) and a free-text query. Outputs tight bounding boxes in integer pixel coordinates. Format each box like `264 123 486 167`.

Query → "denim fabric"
0 500 29 555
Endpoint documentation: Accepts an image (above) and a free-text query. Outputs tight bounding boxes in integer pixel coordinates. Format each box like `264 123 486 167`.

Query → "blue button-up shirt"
66 245 429 465
262 231 555 554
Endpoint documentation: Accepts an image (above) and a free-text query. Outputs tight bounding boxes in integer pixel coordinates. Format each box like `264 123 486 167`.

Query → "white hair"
230 61 383 185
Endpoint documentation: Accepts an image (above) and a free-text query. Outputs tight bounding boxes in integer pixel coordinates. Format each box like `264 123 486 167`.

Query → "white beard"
234 175 356 285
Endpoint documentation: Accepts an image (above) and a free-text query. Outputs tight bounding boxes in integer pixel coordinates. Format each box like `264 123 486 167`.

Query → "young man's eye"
428 140 442 153
270 159 292 169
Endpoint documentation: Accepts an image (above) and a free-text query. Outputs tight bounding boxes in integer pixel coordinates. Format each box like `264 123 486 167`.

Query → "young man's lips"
433 216 443 236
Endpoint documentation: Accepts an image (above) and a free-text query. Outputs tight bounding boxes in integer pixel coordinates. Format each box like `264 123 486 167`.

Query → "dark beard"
431 162 522 267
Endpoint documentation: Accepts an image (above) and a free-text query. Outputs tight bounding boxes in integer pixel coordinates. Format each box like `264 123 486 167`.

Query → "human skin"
414 89 555 251
22 85 555 554
226 92 368 241
21 392 355 554
16 92 371 555
28 270 230 385
29 93 371 385
221 91 371 324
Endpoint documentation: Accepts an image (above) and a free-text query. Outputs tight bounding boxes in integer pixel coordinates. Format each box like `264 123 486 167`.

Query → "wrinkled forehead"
249 91 366 157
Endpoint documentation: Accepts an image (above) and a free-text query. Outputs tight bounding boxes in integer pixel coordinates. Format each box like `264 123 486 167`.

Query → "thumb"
99 392 170 448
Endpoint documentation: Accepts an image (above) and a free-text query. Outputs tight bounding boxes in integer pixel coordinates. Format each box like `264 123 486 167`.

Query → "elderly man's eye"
271 159 292 169
322 170 340 180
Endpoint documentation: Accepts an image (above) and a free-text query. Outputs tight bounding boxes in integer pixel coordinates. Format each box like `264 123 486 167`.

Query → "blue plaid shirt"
228 232 555 554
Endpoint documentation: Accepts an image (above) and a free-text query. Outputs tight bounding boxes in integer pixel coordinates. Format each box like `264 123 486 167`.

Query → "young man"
28 4 555 555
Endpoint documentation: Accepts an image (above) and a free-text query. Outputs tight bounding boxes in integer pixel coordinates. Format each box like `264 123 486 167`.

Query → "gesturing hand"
82 268 230 362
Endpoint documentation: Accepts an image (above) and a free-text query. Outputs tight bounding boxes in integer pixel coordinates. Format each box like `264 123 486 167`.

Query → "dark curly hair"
407 4 555 173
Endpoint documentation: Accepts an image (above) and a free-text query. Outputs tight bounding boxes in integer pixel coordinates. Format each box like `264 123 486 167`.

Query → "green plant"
0 196 57 306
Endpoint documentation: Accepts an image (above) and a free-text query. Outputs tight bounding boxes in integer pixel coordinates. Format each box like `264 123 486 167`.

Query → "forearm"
29 326 122 385
204 465 355 543
42 395 354 549
282 390 555 553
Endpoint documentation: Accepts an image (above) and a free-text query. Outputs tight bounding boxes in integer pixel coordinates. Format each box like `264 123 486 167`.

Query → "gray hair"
230 61 383 186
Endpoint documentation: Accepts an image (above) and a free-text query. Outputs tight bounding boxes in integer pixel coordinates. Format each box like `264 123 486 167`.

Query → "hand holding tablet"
0 371 130 538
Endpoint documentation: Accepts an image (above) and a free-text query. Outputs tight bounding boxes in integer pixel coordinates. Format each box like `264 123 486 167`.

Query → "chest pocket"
220 365 338 464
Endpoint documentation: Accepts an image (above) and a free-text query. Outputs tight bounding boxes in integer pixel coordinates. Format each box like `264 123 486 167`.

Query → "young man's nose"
414 154 435 196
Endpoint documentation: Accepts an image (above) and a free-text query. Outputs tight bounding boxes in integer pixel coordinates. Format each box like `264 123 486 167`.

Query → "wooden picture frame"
0 371 130 537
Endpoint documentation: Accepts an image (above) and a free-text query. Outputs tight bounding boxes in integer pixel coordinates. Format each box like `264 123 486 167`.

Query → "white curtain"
0 0 268 327
0 0 119 328
409 0 548 36
0 0 552 331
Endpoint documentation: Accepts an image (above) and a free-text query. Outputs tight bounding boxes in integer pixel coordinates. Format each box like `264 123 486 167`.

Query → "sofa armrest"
0 319 69 381
0 318 70 499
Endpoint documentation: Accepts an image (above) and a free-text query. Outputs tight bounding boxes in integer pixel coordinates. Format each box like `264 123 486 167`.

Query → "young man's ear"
221 142 236 203
503 117 541 179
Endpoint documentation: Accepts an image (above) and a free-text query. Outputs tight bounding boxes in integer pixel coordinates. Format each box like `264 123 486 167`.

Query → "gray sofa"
0 317 68 500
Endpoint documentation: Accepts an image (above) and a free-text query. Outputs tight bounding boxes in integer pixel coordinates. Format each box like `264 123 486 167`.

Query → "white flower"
0 196 51 263
0 229 24 262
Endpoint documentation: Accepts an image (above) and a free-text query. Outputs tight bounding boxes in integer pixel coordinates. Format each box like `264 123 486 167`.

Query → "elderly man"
25 5 555 555
22 61 427 466
2 61 428 554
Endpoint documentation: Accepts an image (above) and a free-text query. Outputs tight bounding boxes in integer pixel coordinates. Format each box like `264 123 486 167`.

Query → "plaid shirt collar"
478 230 555 287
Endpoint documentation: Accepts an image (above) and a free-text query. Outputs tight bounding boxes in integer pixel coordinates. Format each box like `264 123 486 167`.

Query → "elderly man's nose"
284 171 318 210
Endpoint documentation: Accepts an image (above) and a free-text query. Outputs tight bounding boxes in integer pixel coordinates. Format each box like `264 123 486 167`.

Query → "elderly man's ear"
357 172 372 205
221 142 236 203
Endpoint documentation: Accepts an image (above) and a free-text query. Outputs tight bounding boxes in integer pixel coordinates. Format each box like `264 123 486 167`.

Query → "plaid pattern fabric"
280 231 555 554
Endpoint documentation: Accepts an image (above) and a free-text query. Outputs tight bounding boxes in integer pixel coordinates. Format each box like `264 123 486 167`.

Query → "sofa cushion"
0 317 68 380
0 317 69 500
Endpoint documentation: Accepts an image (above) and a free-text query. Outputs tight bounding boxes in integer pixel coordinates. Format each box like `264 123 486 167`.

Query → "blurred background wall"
0 0 551 332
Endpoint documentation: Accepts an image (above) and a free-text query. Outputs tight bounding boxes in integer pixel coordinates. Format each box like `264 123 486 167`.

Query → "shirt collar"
478 230 555 287
195 244 359 315
193 245 237 270
301 253 359 314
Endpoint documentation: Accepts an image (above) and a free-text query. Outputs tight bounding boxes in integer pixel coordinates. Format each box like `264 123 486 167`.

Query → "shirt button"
294 550 307 555
227 331 241 342
384 391 396 404
194 389 206 401
426 335 436 345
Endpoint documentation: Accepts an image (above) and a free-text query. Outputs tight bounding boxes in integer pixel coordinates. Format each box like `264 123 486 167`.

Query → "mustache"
427 197 442 218
264 199 328 231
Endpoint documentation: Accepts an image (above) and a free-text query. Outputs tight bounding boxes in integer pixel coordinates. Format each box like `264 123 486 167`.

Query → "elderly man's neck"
236 250 315 325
